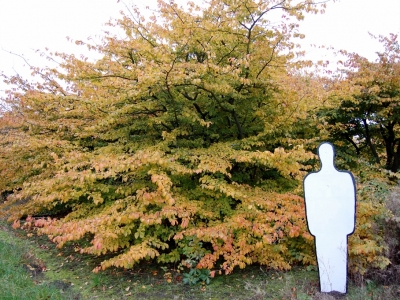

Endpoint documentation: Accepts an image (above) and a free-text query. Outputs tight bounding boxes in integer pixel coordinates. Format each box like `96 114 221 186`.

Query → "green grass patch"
0 226 77 299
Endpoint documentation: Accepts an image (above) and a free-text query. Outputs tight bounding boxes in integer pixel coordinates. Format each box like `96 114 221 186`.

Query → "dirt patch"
20 248 48 281
23 263 45 279
49 280 73 291
48 280 82 299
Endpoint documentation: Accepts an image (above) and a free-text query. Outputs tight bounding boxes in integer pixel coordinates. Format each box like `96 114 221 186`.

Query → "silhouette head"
318 142 335 170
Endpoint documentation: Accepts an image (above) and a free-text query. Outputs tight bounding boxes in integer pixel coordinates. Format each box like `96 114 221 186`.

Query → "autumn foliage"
320 33 400 172
0 0 394 276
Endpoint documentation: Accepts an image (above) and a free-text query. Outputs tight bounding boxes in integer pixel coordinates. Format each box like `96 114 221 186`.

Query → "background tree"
321 34 400 172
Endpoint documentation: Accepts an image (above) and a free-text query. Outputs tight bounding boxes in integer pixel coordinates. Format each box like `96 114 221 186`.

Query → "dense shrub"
0 0 392 276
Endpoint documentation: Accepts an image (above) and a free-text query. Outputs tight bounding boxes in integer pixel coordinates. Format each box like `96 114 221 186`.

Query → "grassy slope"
0 218 399 300
0 223 78 299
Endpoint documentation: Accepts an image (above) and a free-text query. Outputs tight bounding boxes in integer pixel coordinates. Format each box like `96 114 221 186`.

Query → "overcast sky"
1 0 400 97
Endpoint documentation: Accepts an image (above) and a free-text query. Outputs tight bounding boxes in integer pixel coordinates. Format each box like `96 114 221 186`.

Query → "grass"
0 224 78 299
0 218 399 299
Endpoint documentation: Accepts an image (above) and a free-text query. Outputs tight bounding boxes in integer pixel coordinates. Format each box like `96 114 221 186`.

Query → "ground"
0 218 399 299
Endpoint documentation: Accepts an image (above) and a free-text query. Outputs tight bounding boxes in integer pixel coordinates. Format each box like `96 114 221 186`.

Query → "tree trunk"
380 123 395 170
391 140 400 172
362 118 381 164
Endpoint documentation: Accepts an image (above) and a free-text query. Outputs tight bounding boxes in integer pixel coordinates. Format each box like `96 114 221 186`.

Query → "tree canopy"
321 34 400 172
0 0 393 276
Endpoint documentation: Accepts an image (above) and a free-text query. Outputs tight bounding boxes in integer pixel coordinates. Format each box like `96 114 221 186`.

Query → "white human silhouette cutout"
304 142 356 294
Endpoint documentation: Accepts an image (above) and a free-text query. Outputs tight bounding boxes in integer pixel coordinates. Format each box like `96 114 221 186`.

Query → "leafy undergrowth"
0 219 399 300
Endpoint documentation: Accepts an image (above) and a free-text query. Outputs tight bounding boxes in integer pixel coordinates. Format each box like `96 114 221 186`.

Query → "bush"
0 0 392 278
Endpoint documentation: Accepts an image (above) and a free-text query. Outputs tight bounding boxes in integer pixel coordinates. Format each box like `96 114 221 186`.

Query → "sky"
1 0 400 97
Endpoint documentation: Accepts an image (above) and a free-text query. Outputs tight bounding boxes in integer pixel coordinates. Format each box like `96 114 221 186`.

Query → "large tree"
0 0 388 275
